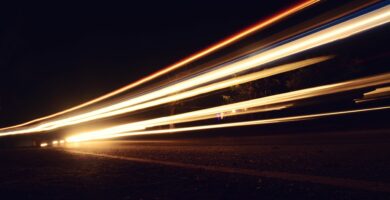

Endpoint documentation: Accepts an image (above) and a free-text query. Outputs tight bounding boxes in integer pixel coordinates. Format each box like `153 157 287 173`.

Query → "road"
1 128 390 199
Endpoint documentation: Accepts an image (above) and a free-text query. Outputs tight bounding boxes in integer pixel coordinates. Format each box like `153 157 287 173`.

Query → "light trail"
364 86 390 98
27 7 389 128
0 0 318 132
36 3 390 129
0 2 389 137
0 56 329 136
67 106 390 142
66 73 390 142
37 56 332 128
355 85 390 103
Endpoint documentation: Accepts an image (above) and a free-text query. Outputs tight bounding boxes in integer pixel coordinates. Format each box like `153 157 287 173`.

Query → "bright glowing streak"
49 56 331 125
37 57 329 130
40 143 48 147
1 4 389 137
59 140 65 144
364 86 390 98
66 73 390 142
0 1 317 132
52 140 58 145
31 5 390 130
355 85 390 103
43 5 390 127
66 125 146 142
70 106 390 142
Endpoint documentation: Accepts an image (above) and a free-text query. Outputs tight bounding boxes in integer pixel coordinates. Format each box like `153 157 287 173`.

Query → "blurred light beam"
0 0 318 132
68 106 390 142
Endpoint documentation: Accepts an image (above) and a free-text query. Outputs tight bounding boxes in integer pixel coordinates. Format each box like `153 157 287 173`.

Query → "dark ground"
1 128 390 199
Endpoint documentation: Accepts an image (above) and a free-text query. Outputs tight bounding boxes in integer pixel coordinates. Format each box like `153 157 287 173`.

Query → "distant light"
217 112 224 120
59 140 65 144
52 140 58 145
40 143 48 147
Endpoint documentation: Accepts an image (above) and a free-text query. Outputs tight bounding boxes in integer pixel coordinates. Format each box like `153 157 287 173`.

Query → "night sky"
1 1 300 127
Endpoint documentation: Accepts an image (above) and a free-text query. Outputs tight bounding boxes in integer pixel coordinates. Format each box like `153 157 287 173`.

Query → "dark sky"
1 0 298 126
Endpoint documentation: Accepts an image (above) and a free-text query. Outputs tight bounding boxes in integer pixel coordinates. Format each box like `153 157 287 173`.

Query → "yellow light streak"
68 106 390 142
0 0 318 132
364 86 390 98
41 56 331 127
41 6 390 127
41 5 390 130
1 4 389 137
66 73 390 142
32 6 390 130
355 85 390 103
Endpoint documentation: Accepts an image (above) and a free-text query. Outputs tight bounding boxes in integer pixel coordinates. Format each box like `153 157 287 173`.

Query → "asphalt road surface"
1 128 390 200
